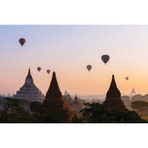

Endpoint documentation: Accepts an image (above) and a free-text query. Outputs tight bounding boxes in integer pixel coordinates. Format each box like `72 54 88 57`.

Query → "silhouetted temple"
43 72 73 122
13 69 44 102
63 90 74 106
72 95 82 111
103 75 126 110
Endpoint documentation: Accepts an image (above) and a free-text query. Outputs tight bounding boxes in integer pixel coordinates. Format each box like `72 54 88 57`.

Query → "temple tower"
43 72 73 122
13 69 44 102
72 95 82 111
103 75 126 110
130 88 136 96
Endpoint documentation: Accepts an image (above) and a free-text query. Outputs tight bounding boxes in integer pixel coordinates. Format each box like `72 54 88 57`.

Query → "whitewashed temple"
13 68 44 102
130 88 136 96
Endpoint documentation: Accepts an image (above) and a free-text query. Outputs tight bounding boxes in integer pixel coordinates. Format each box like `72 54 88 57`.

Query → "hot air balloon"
19 38 26 46
86 65 92 71
37 67 41 72
101 55 110 64
47 69 50 74
125 77 129 80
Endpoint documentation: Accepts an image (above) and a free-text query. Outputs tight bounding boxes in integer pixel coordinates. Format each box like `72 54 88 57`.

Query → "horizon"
1 25 148 96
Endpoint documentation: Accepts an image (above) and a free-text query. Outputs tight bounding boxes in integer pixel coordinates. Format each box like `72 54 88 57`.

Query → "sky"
1 25 148 96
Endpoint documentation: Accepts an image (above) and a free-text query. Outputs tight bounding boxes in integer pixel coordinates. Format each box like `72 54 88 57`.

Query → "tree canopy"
131 100 148 115
0 98 147 123
80 102 146 123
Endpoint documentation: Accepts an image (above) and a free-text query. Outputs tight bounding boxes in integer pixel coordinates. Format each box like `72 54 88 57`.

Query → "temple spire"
43 72 73 122
103 75 126 110
28 68 31 74
46 71 62 97
106 74 121 98
13 68 44 102
25 68 34 84
130 88 136 96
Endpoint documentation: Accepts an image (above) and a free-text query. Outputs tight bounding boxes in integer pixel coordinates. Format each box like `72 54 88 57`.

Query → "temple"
43 72 73 122
63 90 74 108
130 88 136 96
103 75 126 110
13 69 44 102
72 95 83 111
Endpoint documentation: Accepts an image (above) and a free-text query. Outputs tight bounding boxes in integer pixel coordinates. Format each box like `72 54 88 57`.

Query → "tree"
30 101 60 123
30 101 43 113
80 102 146 123
131 100 148 116
4 97 25 114
0 97 34 123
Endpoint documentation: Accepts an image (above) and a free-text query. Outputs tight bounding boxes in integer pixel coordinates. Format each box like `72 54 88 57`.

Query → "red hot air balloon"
101 55 110 64
37 67 41 72
19 38 26 46
47 69 50 74
125 77 129 80
86 65 92 71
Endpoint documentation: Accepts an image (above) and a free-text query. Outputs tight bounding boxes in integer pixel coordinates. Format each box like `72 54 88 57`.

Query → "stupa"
103 75 126 110
13 69 44 102
130 88 136 96
72 95 82 111
43 72 73 122
63 90 74 107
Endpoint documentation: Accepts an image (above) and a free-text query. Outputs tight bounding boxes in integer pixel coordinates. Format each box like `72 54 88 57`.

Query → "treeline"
122 95 148 118
0 97 146 123
122 94 148 108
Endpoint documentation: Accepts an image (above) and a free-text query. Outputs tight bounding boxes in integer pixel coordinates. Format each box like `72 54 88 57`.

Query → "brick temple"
103 75 126 110
43 72 73 122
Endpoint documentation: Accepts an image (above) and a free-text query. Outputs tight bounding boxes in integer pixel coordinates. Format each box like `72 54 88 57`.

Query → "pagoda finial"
53 71 56 77
28 68 31 74
112 74 114 79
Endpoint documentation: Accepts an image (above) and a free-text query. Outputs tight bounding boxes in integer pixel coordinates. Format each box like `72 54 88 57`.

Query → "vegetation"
0 98 146 123
131 100 148 116
131 94 148 102
0 98 61 123
0 97 33 123
30 101 61 123
80 103 146 123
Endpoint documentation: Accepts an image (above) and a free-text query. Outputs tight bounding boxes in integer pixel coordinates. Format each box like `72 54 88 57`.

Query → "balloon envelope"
86 65 92 71
37 67 41 71
47 69 50 74
19 38 26 46
125 77 129 80
101 55 110 64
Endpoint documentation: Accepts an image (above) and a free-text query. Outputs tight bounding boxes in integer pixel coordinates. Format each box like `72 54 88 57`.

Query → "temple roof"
26 68 33 80
130 88 136 95
106 75 121 98
43 72 73 122
64 90 68 96
74 95 79 102
13 68 44 101
23 68 35 87
103 75 126 110
45 72 62 97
